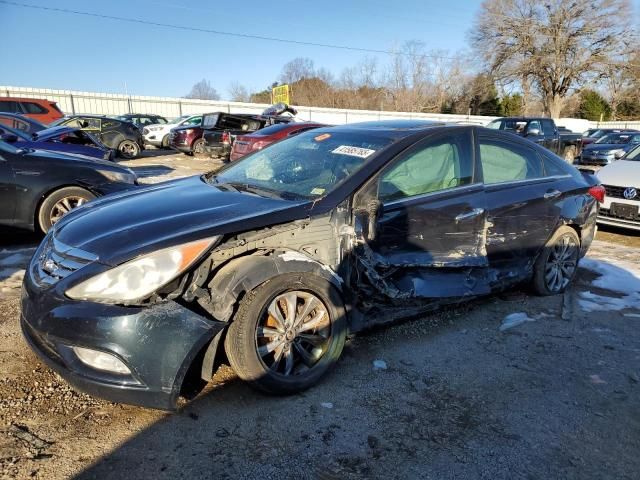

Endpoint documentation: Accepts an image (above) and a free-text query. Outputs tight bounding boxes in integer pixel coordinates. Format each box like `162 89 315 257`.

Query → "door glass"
0 101 20 113
22 102 48 114
378 132 473 202
479 138 543 184
527 120 542 133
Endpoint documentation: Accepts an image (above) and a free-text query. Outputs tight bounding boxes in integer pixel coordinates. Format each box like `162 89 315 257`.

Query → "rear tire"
225 273 346 395
117 140 140 159
192 138 206 156
532 226 580 295
563 145 577 164
37 187 95 233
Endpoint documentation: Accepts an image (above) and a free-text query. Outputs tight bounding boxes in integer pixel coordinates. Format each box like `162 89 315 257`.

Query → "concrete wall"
3 85 639 132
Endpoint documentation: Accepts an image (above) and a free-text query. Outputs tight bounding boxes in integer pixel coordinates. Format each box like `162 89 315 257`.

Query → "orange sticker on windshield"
314 133 331 142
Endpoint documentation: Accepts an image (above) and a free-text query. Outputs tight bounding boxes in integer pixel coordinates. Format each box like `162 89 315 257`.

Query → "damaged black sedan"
21 121 603 410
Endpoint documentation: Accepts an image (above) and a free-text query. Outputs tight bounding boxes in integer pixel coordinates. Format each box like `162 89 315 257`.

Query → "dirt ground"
1 150 639 479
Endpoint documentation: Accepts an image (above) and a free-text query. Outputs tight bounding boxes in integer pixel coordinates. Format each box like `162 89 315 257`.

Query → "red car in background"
230 122 326 161
0 97 64 124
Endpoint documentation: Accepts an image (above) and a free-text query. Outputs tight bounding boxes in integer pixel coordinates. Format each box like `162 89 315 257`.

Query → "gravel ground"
0 151 639 479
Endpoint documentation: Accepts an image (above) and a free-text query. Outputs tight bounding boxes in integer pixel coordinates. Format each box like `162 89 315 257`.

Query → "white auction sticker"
331 145 376 158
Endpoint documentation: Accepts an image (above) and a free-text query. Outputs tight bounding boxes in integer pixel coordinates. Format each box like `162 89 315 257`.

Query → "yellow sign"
272 84 290 104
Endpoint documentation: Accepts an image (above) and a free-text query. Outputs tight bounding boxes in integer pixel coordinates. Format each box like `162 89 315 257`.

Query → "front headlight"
66 237 217 303
98 169 137 184
148 126 163 132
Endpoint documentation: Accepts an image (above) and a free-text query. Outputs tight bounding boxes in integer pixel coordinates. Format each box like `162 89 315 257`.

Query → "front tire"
532 226 580 295
37 187 95 233
161 134 170 148
225 273 346 395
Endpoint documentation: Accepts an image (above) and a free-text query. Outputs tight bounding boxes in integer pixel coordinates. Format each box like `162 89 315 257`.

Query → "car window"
541 120 556 136
486 119 502 129
0 101 21 113
183 116 202 126
22 102 48 114
479 136 543 184
378 131 473 202
527 120 542 133
154 117 168 124
102 120 120 129
0 116 29 132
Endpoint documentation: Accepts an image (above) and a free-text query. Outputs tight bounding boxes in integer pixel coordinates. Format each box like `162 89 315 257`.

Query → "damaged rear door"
353 127 490 299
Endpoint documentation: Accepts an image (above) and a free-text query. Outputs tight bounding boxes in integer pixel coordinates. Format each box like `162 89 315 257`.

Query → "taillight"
251 140 270 151
588 185 605 203
221 131 231 144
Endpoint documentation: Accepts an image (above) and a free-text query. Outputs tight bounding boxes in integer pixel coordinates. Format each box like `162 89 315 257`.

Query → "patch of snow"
320 402 333 409
500 312 536 331
373 360 388 370
579 258 640 313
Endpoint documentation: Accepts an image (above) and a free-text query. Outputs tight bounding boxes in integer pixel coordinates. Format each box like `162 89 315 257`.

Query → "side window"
543 155 569 177
102 120 119 129
186 116 201 126
378 131 473 202
82 118 101 131
479 137 543 184
542 120 556 136
22 102 48 114
0 101 20 113
527 120 542 133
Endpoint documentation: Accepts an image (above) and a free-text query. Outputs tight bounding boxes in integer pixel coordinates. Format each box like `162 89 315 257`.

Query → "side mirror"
0 133 19 143
527 128 541 137
614 150 625 159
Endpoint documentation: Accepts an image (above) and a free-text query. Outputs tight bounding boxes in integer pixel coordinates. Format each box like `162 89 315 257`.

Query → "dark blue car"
0 124 113 161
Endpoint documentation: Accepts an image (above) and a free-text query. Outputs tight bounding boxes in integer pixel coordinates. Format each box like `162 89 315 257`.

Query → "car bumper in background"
598 190 640 231
20 271 224 410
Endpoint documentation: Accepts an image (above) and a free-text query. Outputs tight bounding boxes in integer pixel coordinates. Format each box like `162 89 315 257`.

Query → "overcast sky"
2 0 639 99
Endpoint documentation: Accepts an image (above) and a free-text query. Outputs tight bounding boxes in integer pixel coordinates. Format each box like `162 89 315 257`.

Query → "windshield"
210 130 394 199
596 133 640 144
486 120 501 129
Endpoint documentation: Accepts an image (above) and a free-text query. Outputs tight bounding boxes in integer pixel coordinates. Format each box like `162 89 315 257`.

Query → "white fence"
2 85 638 132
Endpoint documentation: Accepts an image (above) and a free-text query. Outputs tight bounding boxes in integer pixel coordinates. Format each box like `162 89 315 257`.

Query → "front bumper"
21 265 224 410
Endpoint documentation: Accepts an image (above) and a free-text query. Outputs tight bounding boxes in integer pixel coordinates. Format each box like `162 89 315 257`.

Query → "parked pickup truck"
486 117 582 163
202 104 297 161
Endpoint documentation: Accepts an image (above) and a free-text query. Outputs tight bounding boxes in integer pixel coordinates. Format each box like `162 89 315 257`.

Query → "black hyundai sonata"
21 121 603 410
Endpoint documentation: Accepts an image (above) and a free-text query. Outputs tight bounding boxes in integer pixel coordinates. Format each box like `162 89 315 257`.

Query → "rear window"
252 123 293 136
22 102 48 114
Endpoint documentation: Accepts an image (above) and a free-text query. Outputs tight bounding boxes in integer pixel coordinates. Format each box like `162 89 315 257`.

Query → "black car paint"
0 142 136 230
53 115 144 155
21 122 598 410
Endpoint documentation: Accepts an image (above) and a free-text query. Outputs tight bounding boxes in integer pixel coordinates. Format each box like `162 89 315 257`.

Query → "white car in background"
597 145 640 231
142 114 202 148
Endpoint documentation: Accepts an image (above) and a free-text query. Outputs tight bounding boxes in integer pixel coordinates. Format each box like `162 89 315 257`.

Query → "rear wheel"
37 187 95 233
532 226 580 295
117 140 140 159
225 274 346 394
192 138 206 156
563 145 577 164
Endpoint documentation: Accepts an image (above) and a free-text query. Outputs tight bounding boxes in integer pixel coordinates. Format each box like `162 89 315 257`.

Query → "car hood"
25 148 120 167
584 143 632 152
596 160 640 187
53 176 310 266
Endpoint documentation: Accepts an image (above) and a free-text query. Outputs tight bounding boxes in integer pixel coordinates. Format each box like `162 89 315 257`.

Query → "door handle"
455 208 485 222
544 189 562 199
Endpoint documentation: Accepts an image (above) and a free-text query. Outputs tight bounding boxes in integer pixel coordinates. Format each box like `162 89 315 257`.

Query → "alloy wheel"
50 196 87 225
544 234 579 292
119 141 139 158
255 291 332 376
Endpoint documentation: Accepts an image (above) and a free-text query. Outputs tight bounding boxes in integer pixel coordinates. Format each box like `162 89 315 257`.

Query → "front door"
354 128 490 299
0 145 16 225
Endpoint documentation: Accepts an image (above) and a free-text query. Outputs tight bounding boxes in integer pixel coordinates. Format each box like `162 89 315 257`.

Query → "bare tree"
185 79 220 100
279 57 315 84
472 0 633 118
228 81 250 102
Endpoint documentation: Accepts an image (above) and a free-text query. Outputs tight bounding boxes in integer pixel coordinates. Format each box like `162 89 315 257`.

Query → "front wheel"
37 187 95 233
532 226 580 295
161 134 170 148
225 273 346 394
117 140 140 159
